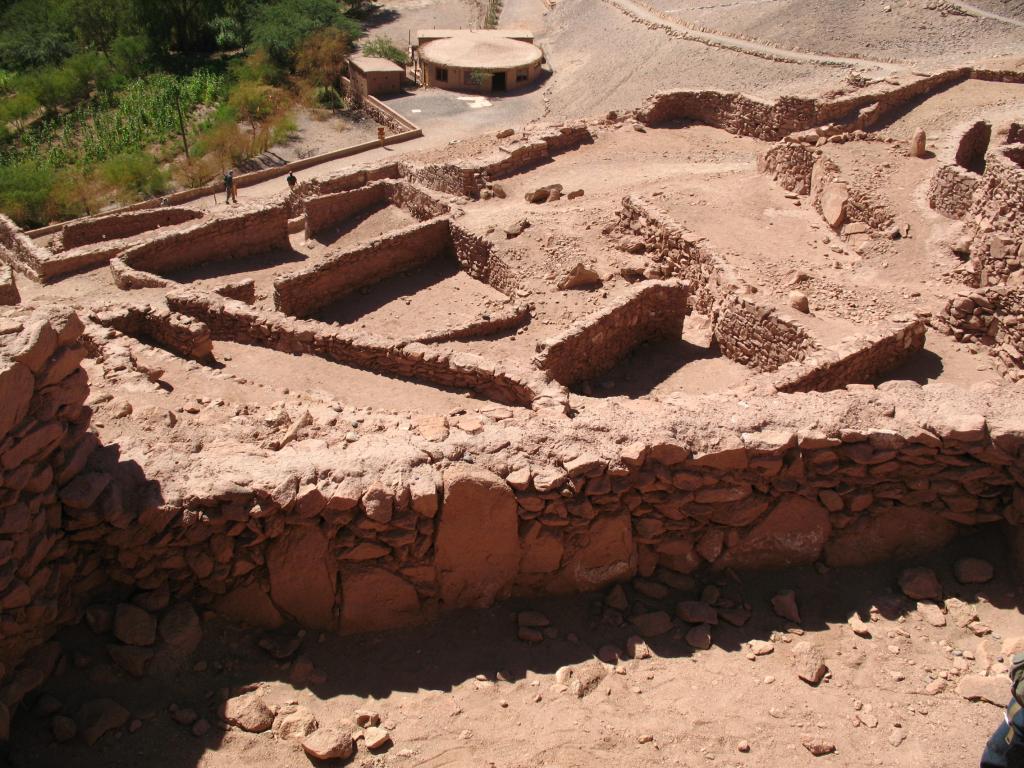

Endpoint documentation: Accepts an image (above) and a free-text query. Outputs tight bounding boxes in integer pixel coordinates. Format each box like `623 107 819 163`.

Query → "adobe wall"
772 321 927 393
274 218 452 318
56 208 203 252
615 196 818 371
534 280 688 386
166 291 564 411
115 204 290 283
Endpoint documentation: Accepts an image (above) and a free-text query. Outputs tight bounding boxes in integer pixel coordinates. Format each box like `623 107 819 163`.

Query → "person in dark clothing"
982 653 1024 767
224 170 237 204
286 171 297 190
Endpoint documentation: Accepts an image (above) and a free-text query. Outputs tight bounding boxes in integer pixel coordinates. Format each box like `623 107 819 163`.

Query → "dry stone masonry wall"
55 208 204 252
535 280 688 386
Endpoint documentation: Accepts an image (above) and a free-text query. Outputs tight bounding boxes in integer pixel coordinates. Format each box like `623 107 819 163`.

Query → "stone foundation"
87 304 213 361
55 208 204 252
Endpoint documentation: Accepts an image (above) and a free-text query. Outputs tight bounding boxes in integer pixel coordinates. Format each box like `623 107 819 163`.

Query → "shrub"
250 0 360 68
0 160 58 227
361 37 409 67
296 27 352 88
98 151 169 200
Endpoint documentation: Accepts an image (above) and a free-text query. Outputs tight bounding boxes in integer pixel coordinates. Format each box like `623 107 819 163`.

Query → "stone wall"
936 287 1024 382
56 208 203 252
535 280 688 386
114 204 290 283
399 123 594 199
0 266 19 306
928 163 983 219
166 291 565 410
0 308 99 697
87 304 213 361
0 215 53 283
303 181 451 240
809 155 894 232
758 140 817 194
615 196 818 371
772 321 927 393
274 218 452 318
450 224 518 296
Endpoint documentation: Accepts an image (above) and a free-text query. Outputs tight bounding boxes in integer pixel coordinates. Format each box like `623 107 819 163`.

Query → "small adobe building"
348 55 404 98
414 30 545 94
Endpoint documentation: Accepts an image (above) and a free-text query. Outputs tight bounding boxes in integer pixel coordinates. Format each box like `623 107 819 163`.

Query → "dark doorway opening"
492 71 507 92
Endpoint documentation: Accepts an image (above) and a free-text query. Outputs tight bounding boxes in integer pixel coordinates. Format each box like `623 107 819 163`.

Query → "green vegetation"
0 0 370 227
361 37 410 67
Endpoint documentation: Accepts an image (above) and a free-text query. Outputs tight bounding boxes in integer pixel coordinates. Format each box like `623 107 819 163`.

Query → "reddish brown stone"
719 496 830 569
341 568 421 633
267 527 337 630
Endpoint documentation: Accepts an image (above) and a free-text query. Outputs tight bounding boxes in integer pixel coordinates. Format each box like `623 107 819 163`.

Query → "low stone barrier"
88 303 213 361
535 280 688 386
0 266 19 305
56 208 203 252
615 196 819 371
303 180 450 240
772 321 927 392
0 214 54 282
936 286 1024 382
167 290 564 410
274 218 452 318
112 204 290 287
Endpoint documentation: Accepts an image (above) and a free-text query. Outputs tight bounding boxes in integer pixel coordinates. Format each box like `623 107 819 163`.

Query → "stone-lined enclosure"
3 64 1024 745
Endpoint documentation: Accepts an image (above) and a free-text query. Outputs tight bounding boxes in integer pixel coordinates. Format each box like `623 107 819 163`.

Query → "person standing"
286 171 298 191
223 170 238 204
981 653 1024 767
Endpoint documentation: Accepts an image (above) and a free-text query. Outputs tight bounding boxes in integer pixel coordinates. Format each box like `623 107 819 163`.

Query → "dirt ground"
9 531 1022 768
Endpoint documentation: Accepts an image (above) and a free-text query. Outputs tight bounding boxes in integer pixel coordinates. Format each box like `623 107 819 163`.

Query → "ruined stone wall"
87 304 213 361
937 287 1024 382
971 146 1024 249
0 215 53 282
0 266 19 306
0 308 99 680
450 224 518 295
535 280 688 386
166 291 562 410
274 218 452 318
616 197 817 371
399 124 594 199
928 164 983 219
810 155 894 232
758 140 817 194
56 208 203 252
714 294 814 371
303 183 389 239
303 181 451 240
116 204 290 281
772 321 927 393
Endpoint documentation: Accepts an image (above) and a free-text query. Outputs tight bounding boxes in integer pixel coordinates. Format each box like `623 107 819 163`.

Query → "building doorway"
492 72 507 92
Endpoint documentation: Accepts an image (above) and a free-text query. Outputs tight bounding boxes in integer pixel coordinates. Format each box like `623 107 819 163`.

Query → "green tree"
295 27 352 88
134 0 225 54
228 81 284 150
0 91 39 130
0 0 75 69
250 0 358 68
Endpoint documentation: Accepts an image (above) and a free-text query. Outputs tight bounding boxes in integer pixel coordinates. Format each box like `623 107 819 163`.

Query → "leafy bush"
250 0 360 68
296 28 352 88
361 37 409 67
98 151 169 199
0 161 59 227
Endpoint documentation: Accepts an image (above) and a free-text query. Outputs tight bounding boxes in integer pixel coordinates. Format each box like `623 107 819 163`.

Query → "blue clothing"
982 700 1024 768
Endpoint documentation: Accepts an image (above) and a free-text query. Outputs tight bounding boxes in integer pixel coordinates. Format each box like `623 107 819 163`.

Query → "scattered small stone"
789 291 810 313
638 734 654 744
749 639 774 656
626 635 652 660
51 715 77 742
113 603 157 647
303 727 354 760
792 641 828 685
738 740 751 753
801 736 836 756
221 691 274 733
916 602 947 627
848 613 872 638
899 567 941 601
364 725 392 750
685 624 712 650
771 590 801 624
518 611 550 628
888 727 907 747
76 699 130 746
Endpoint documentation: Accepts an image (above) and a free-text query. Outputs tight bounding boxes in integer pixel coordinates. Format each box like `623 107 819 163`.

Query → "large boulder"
341 568 422 633
436 465 520 609
819 182 849 230
561 513 636 590
213 582 284 629
719 496 830 569
825 506 956 568
268 527 337 630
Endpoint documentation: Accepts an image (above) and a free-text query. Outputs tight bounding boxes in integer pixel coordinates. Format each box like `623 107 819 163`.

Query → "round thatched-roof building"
416 30 545 93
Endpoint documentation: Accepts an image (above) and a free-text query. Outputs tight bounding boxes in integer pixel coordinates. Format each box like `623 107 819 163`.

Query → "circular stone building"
417 30 545 94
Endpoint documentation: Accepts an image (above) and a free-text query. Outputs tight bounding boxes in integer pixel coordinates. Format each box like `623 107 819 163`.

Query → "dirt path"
600 0 909 70
949 1 1024 27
